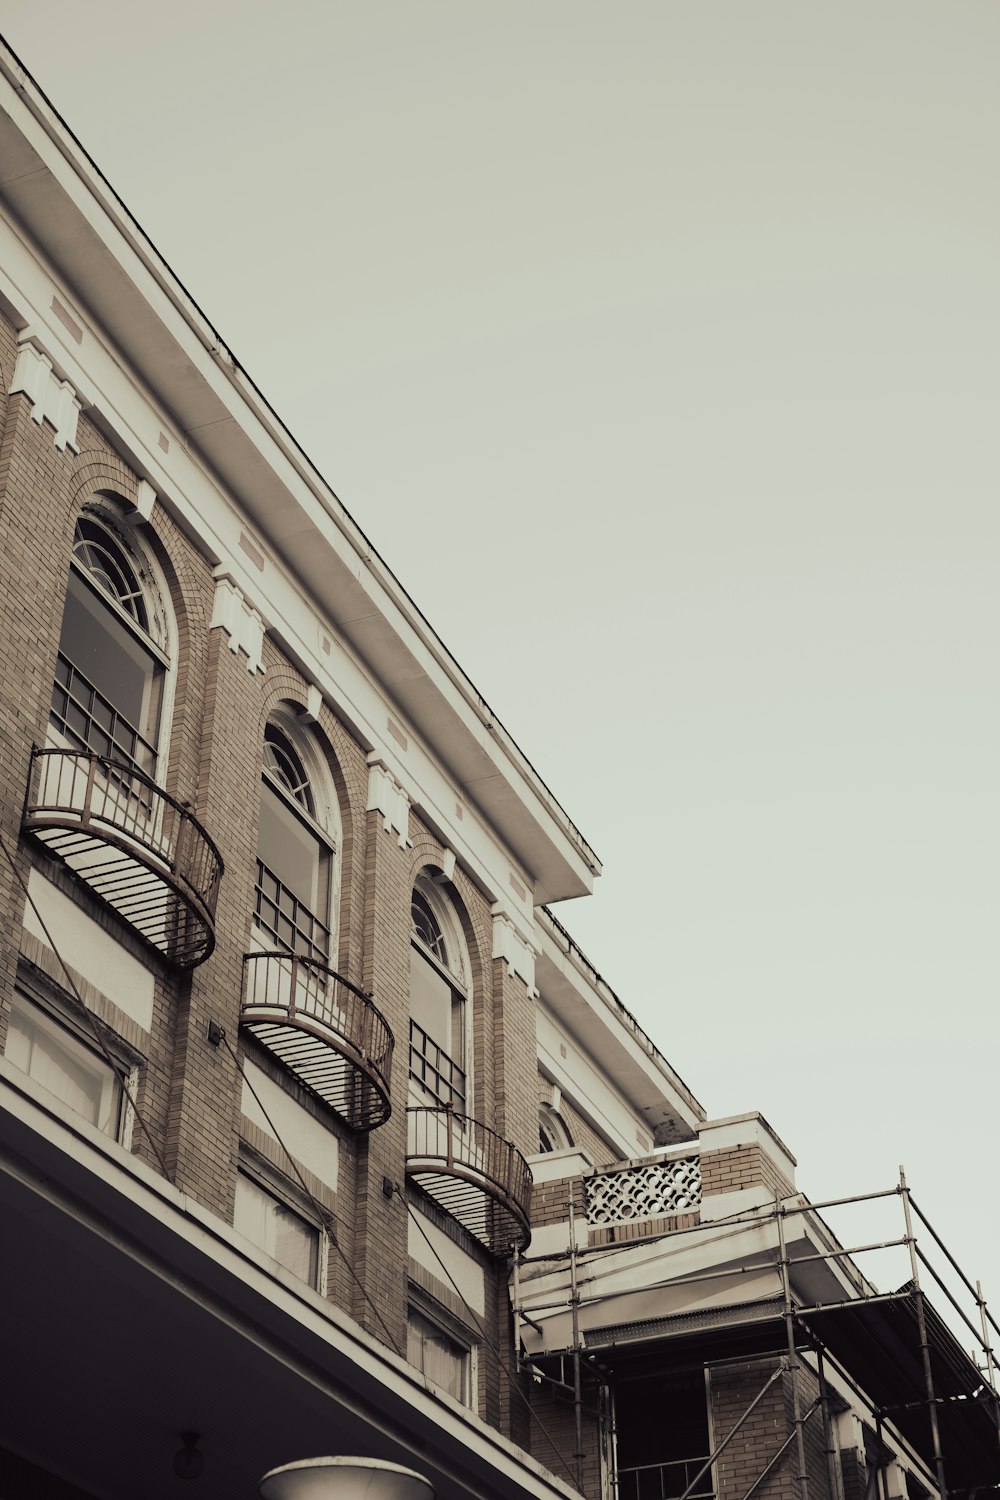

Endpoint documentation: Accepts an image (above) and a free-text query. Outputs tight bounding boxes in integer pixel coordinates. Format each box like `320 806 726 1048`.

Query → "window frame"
253 709 341 963
233 1153 326 1293
49 505 174 783
5 976 138 1146
406 1293 478 1410
408 875 473 1113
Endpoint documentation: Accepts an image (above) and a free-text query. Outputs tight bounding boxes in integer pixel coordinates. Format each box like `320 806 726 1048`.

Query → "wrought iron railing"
617 1456 715 1500
242 951 393 1130
409 1018 466 1111
24 746 222 968
406 1106 532 1255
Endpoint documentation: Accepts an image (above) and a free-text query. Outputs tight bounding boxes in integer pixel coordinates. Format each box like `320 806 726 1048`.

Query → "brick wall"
701 1143 794 1202
709 1358 834 1500
0 300 580 1474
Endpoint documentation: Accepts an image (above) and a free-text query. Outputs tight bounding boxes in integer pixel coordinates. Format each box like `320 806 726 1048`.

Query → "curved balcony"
406 1107 532 1255
242 951 393 1131
24 747 222 969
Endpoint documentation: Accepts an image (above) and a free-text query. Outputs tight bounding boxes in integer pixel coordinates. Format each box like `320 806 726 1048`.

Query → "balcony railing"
23 747 222 968
242 951 393 1131
585 1154 702 1229
617 1457 714 1500
406 1107 532 1255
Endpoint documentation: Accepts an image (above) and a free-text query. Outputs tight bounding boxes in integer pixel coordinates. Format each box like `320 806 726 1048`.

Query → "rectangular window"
407 1307 472 1406
234 1170 320 1288
5 994 123 1138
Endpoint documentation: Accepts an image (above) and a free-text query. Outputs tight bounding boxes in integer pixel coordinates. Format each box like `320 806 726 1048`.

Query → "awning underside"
803 1285 1000 1492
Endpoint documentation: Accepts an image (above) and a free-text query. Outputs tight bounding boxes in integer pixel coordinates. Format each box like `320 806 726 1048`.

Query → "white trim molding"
492 910 538 995
9 331 81 452
367 757 411 849
210 569 265 674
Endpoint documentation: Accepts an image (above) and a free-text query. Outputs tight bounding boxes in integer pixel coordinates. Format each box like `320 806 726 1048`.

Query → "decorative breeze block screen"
585 1156 702 1225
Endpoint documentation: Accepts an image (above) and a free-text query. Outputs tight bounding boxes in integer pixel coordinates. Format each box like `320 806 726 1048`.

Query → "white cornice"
0 41 600 908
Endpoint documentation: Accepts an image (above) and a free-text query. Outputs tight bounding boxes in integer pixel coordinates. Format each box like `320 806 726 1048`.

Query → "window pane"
60 570 162 744
258 780 324 911
234 1173 319 1287
407 1309 469 1404
6 996 121 1138
410 948 453 1053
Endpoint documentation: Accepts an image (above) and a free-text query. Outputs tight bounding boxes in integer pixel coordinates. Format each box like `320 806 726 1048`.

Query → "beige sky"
4 1 998 1308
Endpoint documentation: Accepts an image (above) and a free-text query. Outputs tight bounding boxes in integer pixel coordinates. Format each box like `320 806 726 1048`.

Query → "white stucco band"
9 330 81 451
367 758 411 848
22 867 154 1032
492 911 538 995
241 1060 338 1193
408 1205 485 1315
210 569 265 674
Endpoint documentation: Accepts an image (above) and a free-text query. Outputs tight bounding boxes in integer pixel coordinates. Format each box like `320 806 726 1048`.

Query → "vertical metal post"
873 1415 890 1500
816 1346 844 1500
976 1280 1000 1454
899 1167 948 1499
776 1203 810 1500
568 1190 585 1490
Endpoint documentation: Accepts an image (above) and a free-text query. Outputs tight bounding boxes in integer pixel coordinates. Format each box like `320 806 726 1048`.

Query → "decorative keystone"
10 333 82 453
367 758 411 848
492 909 538 995
210 571 265 674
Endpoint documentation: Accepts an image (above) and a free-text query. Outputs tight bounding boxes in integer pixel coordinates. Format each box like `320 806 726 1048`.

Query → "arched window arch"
253 706 341 962
49 505 173 778
538 1103 573 1154
409 873 472 1112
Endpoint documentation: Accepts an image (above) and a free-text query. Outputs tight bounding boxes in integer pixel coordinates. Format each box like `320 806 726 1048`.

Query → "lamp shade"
259 1458 435 1500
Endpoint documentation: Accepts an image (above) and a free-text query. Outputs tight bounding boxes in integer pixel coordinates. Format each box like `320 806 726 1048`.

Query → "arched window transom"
409 874 471 1112
254 710 339 962
50 507 170 778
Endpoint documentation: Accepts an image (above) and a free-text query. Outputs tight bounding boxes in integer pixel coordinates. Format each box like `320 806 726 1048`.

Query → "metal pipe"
568 1193 585 1490
816 1345 844 1500
873 1414 891 1500
909 1194 1000 1344
740 1398 822 1500
677 1363 787 1500
900 1167 948 1500
913 1244 991 1351
976 1281 1000 1454
777 1204 810 1500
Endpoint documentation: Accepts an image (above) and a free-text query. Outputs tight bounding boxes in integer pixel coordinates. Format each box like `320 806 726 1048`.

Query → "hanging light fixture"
259 1458 434 1500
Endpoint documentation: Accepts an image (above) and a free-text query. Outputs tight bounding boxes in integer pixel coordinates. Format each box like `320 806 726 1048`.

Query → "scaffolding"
513 1168 1000 1500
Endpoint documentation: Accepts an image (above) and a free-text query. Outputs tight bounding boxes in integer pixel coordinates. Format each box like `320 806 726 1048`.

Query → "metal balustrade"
242 951 393 1131
406 1106 532 1255
24 747 222 968
617 1457 715 1500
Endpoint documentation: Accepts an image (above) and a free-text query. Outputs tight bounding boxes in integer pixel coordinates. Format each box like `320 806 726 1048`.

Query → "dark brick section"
709 1358 834 1500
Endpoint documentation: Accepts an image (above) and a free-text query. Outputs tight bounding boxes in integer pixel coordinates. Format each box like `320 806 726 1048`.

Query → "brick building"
0 36 996 1500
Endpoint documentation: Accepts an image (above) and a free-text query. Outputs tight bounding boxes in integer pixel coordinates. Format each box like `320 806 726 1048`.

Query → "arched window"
409 874 471 1112
254 710 339 961
49 509 171 777
539 1104 573 1154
